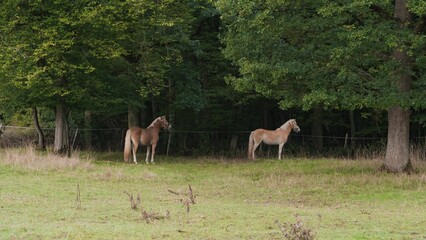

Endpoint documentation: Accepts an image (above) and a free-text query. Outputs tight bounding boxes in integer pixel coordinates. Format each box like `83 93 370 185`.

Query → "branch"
355 67 375 81
188 184 196 204
369 5 399 22
168 189 181 195
124 191 140 210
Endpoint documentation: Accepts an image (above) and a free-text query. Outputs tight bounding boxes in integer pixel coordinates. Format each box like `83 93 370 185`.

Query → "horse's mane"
279 119 294 130
148 117 162 128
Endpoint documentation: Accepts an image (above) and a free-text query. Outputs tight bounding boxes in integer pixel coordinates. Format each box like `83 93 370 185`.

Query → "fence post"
167 130 172 156
344 133 348 149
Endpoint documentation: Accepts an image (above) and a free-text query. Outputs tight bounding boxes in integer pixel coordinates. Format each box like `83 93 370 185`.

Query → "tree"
217 0 426 170
320 1 426 172
216 0 344 157
118 0 196 128
0 0 125 153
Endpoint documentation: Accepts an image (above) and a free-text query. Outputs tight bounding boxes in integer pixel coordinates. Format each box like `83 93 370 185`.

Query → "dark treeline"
0 0 425 171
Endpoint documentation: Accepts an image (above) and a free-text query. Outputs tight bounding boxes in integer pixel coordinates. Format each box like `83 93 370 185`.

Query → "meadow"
0 148 425 239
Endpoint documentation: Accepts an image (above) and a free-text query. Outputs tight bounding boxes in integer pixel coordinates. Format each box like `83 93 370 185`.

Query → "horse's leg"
150 143 157 164
145 145 151 164
132 143 139 164
252 141 261 159
278 143 285 160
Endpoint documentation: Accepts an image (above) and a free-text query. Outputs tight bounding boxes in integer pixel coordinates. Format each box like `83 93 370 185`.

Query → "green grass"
1 149 425 239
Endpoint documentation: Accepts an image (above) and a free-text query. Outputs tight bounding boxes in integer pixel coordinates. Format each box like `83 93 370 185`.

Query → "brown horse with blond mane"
248 119 300 160
124 116 171 164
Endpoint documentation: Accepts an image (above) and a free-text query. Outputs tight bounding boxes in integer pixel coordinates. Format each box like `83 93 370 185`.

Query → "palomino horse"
124 116 171 164
248 119 300 160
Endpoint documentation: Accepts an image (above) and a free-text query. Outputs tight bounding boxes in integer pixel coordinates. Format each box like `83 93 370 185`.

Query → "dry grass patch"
0 146 93 171
141 170 158 180
354 144 425 163
95 167 125 180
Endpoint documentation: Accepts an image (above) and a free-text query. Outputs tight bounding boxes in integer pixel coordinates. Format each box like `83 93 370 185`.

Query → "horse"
248 119 300 160
124 116 171 164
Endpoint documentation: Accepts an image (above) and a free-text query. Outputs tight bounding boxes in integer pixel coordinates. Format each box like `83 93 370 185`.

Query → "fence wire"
1 125 425 158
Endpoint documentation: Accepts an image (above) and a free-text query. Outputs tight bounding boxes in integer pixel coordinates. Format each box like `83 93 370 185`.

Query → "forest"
0 0 425 172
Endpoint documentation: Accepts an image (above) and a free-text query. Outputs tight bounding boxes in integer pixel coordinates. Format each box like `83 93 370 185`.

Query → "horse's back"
252 128 286 144
251 128 268 140
252 128 272 135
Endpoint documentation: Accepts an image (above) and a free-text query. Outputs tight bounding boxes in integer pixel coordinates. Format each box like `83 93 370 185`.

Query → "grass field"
1 148 425 239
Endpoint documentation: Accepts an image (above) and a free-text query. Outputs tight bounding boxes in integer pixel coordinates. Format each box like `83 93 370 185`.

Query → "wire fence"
1 125 425 159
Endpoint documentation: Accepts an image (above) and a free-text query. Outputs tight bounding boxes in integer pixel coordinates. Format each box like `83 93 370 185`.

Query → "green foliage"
0 0 126 116
122 0 195 104
217 0 426 111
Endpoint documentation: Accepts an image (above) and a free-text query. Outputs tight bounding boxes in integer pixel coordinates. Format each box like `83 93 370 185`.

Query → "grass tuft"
0 146 93 171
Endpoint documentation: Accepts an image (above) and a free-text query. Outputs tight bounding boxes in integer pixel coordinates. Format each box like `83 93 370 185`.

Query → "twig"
168 189 181 195
76 184 82 210
124 191 140 210
188 184 196 204
141 209 170 224
169 184 196 223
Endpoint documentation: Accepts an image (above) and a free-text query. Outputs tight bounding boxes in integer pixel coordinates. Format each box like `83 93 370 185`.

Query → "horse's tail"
123 129 132 162
248 131 254 159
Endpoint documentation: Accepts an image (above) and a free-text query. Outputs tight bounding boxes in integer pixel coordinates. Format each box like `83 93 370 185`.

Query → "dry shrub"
0 146 93 171
275 217 314 240
0 128 38 148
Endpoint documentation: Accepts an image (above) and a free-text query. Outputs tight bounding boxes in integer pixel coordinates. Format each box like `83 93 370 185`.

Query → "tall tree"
320 1 426 172
0 0 125 153
217 0 426 170
121 0 195 126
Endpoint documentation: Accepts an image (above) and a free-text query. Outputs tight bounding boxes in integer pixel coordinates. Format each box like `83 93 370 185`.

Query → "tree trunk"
349 110 356 149
383 0 412 172
312 106 323 152
54 103 69 154
32 106 45 150
229 134 238 155
263 109 268 128
384 107 411 172
140 106 146 127
128 108 140 128
151 98 157 118
84 110 92 150
167 77 174 156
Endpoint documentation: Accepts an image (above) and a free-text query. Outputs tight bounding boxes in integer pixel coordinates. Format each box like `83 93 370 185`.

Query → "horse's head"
290 119 300 133
159 116 171 130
